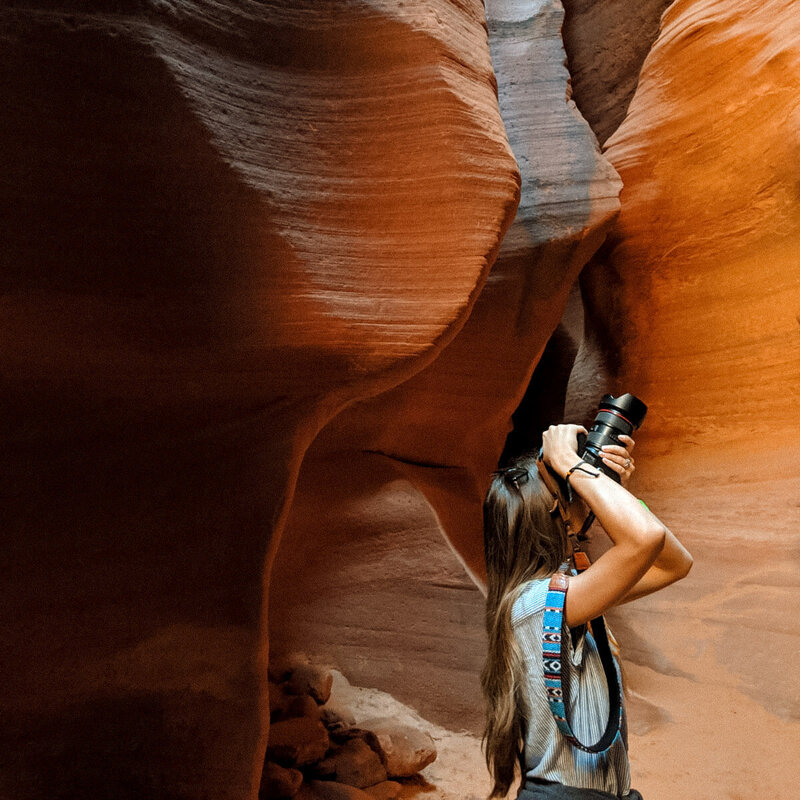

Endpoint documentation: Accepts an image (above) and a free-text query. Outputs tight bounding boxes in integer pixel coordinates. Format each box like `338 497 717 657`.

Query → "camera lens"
578 394 647 482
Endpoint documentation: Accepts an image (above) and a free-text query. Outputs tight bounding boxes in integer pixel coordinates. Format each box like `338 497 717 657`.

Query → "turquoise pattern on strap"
542 572 623 754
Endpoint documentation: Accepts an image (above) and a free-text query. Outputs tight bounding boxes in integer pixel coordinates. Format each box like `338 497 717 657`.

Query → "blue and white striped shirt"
511 578 631 795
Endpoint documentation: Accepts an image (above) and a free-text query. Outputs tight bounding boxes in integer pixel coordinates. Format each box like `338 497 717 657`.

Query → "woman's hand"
600 434 636 486
541 424 588 477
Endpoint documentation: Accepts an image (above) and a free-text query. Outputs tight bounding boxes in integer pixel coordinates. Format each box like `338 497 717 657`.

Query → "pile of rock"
264 659 437 800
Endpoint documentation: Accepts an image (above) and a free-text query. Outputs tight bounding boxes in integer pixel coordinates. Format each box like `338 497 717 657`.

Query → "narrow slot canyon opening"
499 283 586 466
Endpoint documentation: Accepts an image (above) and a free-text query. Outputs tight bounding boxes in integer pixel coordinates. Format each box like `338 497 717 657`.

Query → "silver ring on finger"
624 458 631 468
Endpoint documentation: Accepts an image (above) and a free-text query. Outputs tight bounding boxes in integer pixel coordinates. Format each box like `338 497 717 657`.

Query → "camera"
577 393 648 482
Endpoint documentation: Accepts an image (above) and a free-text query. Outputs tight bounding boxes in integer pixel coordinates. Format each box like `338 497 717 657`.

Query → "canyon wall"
568 0 800 796
275 3 800 799
3 0 798 798
0 2 518 798
270 0 621 733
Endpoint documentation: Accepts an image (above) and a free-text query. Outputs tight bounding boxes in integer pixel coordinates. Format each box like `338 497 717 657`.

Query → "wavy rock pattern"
7 0 793 797
572 1 800 796
271 0 621 733
0 3 517 797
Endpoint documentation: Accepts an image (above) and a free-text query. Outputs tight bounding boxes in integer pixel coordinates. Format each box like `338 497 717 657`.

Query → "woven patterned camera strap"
542 572 623 753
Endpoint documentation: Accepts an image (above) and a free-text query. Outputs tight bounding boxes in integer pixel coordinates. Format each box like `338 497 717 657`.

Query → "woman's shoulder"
510 576 552 626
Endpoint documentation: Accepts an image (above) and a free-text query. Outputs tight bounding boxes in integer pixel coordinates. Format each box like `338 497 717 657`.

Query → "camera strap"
535 455 595 570
542 571 623 753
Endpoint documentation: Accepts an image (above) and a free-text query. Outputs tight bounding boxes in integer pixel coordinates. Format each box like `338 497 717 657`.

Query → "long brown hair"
480 454 569 798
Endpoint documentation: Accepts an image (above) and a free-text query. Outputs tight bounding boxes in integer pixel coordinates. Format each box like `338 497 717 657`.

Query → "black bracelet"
564 461 600 503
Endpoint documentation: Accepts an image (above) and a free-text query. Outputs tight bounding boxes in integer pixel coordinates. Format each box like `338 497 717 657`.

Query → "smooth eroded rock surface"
570 1 800 797
0 2 519 797
270 0 621 733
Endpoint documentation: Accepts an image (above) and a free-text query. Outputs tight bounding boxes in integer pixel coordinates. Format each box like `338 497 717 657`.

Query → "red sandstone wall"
570 0 800 796
4 0 799 798
0 3 518 798
270 0 621 732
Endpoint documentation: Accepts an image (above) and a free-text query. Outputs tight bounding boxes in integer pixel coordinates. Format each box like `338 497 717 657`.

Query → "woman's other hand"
600 434 636 486
541 424 588 477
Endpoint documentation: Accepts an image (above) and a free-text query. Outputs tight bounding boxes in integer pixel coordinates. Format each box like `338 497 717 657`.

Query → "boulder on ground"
297 781 375 800
285 693 322 721
328 727 383 755
259 761 303 799
267 717 330 767
358 718 436 777
287 664 334 704
315 737 387 788
362 780 402 800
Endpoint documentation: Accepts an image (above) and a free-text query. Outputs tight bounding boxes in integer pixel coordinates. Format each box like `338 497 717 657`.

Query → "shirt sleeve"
510 578 550 625
512 576 589 665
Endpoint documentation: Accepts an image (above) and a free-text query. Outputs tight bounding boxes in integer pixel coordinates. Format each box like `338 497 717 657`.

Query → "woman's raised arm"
541 425 679 627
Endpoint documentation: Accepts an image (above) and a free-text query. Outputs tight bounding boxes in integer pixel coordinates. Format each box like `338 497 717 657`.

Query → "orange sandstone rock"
572 1 800 797
270 0 621 733
0 3 518 798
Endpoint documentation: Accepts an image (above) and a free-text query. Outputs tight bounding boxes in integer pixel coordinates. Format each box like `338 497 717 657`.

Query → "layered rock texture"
270 0 621 732
4 0 799 798
1 2 517 798
568 0 800 796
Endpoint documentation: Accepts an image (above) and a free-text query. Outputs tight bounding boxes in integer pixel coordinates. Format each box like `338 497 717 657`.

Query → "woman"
481 424 692 800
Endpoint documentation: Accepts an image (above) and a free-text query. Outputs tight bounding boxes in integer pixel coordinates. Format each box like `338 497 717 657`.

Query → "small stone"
320 702 356 730
314 738 387 788
270 681 294 719
362 780 402 800
329 727 381 752
267 717 330 767
358 718 436 777
287 664 333 704
259 761 303 799
300 781 375 800
285 693 322 721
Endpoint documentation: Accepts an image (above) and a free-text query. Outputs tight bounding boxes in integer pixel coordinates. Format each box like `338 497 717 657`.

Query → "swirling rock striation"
571 1 800 797
270 0 621 734
0 2 517 798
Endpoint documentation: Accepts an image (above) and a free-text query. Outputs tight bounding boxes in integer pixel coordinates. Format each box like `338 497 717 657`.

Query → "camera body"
577 393 647 482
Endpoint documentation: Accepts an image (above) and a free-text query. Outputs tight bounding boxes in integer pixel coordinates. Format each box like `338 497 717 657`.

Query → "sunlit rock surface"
271 0 621 734
0 3 518 797
570 0 800 796
5 0 797 798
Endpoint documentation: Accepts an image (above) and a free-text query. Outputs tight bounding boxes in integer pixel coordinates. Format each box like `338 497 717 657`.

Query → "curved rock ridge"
271 0 621 734
145 1 518 368
570 1 800 797
4 3 518 409
597 0 800 449
0 3 518 798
